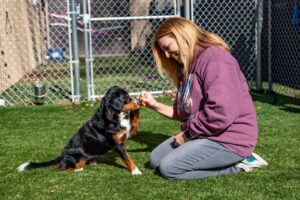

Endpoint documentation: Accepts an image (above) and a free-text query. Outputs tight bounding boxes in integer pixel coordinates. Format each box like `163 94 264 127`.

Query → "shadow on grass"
95 151 125 170
131 131 170 170
251 91 300 114
130 131 170 153
93 131 169 170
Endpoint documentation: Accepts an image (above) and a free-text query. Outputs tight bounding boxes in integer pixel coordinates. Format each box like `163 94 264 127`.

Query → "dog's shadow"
129 131 169 152
94 151 125 169
94 131 169 169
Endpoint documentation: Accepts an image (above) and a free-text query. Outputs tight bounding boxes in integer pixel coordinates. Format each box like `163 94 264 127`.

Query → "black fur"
18 86 140 172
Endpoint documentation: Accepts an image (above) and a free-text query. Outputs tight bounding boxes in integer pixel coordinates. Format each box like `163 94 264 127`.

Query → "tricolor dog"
18 86 142 175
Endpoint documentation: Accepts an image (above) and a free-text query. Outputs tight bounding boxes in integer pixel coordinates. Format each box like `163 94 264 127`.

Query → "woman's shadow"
129 131 169 152
130 131 169 170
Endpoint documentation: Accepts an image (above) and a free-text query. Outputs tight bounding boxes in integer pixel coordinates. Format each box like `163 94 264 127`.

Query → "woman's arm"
182 60 245 139
139 91 179 120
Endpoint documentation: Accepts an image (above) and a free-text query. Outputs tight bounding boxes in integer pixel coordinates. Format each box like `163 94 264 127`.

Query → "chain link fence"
262 0 300 99
0 0 299 107
0 0 76 106
192 0 258 89
85 0 178 100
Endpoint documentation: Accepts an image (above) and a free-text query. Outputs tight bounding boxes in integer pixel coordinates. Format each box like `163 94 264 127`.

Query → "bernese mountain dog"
18 86 142 175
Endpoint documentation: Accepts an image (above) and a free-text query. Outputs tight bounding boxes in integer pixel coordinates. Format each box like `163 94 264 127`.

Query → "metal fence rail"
0 0 299 107
0 0 77 106
85 0 179 100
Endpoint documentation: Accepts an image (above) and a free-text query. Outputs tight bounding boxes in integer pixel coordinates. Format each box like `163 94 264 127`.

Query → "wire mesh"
1 0 299 107
192 0 257 88
0 0 74 106
262 0 300 99
86 0 177 98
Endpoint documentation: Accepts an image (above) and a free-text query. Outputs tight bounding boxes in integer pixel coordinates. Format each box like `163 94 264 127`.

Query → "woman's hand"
139 91 158 109
139 90 178 120
174 131 188 146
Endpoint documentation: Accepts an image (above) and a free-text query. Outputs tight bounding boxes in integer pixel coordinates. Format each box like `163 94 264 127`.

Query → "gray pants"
150 137 243 180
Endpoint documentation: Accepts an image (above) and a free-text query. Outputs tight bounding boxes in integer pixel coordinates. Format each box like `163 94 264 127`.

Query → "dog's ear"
105 97 121 121
93 96 106 120
106 110 114 121
93 96 114 121
105 104 114 122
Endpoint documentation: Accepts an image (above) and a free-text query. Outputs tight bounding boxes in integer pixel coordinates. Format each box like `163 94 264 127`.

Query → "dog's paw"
131 167 142 175
74 168 84 172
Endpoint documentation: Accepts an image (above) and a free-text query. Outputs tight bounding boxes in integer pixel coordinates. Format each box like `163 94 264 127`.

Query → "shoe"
235 162 253 172
236 153 268 172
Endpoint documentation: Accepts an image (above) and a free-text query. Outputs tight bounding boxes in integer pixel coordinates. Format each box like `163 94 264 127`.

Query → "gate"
82 0 180 100
3 0 297 107
83 0 259 100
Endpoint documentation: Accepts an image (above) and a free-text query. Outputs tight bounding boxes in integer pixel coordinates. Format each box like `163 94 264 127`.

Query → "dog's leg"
115 144 142 175
67 159 86 172
130 109 139 136
113 132 142 175
122 154 142 175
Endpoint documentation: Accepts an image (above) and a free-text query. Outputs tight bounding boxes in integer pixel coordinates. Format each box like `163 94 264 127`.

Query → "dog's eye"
124 98 130 103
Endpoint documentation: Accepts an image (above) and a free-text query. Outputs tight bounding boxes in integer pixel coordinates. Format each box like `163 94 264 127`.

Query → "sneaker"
235 162 254 172
236 153 268 172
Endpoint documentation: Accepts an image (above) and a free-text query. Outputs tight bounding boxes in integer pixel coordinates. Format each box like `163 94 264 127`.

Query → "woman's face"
157 35 182 63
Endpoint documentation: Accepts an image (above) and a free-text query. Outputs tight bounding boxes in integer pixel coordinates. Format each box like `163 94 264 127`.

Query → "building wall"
0 0 36 92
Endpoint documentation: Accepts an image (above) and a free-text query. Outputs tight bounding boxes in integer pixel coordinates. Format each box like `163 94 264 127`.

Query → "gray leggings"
150 137 243 180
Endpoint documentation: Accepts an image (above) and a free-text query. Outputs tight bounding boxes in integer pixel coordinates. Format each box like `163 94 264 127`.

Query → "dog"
18 86 142 175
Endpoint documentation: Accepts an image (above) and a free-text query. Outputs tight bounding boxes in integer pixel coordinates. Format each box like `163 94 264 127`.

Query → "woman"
139 17 267 180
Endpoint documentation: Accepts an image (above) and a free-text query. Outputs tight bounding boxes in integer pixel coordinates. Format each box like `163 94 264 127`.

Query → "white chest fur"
119 112 131 139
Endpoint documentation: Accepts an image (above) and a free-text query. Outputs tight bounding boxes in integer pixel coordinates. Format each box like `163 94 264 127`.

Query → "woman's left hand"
174 131 188 146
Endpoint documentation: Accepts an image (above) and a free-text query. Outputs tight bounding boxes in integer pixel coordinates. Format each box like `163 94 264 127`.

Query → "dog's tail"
17 157 60 172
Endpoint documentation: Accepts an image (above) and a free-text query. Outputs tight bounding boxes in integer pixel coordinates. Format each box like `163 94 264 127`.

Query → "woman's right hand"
140 91 177 120
139 91 158 109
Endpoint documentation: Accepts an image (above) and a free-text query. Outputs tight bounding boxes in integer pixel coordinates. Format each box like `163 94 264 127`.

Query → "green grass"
0 93 299 200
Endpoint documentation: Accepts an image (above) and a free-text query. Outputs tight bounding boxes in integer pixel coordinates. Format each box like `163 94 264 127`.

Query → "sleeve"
183 60 244 138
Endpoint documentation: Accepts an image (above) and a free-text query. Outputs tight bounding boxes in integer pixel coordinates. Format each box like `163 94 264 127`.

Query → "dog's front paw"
131 167 142 175
74 168 84 172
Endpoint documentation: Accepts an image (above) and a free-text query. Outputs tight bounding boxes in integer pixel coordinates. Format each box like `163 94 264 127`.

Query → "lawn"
0 92 299 200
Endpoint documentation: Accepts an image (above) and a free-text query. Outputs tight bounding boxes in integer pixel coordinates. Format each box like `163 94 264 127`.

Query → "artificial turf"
0 92 299 200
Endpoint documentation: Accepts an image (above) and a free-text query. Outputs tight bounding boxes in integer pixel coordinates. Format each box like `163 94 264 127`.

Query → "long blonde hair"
151 17 230 86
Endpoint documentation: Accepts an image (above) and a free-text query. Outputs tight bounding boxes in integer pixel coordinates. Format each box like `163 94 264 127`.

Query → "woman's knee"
158 157 178 179
149 150 160 169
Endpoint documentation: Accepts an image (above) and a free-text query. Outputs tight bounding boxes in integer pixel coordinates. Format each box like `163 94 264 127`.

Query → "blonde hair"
151 17 230 86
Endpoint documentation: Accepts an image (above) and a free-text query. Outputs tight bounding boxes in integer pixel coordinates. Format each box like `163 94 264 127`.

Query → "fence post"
256 0 263 91
184 0 191 20
268 0 272 92
69 0 81 103
176 0 181 16
82 0 94 101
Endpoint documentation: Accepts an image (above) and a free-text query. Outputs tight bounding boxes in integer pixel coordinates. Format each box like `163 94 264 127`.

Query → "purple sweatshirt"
175 46 258 158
